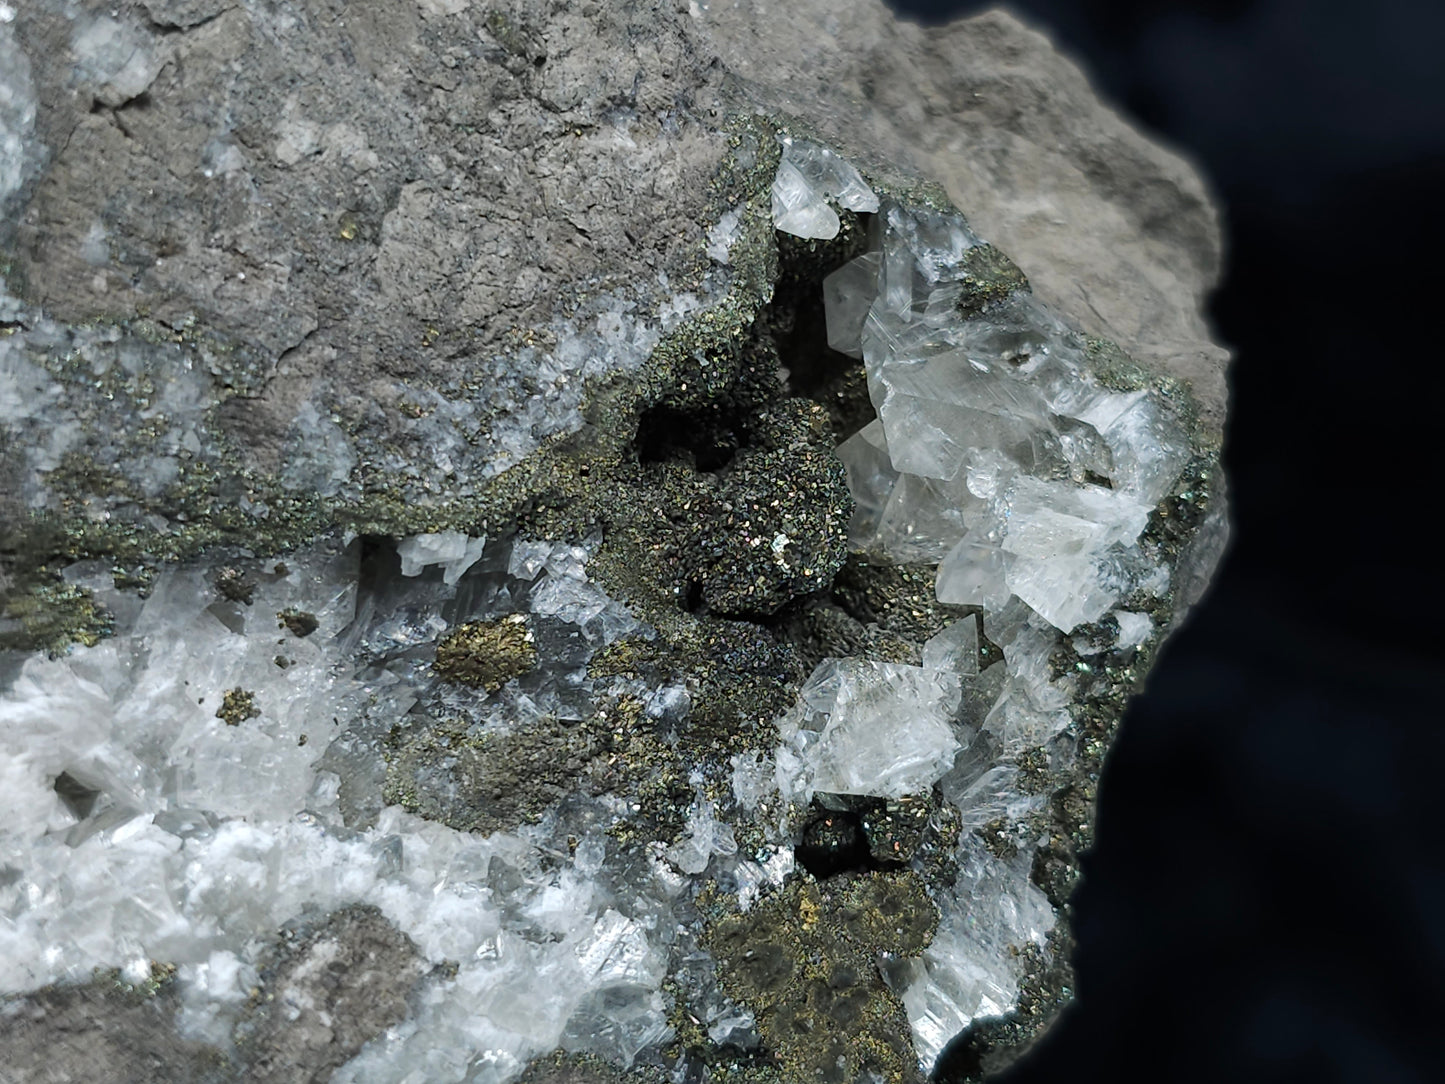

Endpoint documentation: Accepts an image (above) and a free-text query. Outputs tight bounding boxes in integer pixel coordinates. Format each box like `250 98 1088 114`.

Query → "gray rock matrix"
0 0 1223 528
0 1 1228 1082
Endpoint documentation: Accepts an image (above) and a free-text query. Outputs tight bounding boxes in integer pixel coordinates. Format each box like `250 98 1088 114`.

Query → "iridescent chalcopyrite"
0 6 1224 1080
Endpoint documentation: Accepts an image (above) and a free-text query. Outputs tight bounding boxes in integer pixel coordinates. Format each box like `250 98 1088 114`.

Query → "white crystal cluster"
777 658 963 801
770 137 880 240
0 137 1195 1084
769 140 1188 1071
896 836 1056 1067
397 530 488 585
0 537 688 1082
816 202 1189 633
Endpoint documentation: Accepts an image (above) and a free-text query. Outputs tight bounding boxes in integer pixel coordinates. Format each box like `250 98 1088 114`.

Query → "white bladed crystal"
770 138 879 240
396 531 487 585
729 751 773 812
771 157 841 240
1093 393 1191 507
1003 550 1119 632
781 658 961 799
901 836 1055 1072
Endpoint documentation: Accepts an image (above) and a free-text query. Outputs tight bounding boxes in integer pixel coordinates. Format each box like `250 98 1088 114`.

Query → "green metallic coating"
700 872 937 1084
432 616 538 692
215 688 261 727
384 693 692 842
952 244 1031 319
515 1050 667 1084
0 578 113 653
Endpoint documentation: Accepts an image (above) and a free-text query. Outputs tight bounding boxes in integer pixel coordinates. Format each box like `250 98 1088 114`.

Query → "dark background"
883 1 1445 1081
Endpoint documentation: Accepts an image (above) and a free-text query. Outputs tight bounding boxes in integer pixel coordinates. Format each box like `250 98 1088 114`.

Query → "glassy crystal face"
770 137 881 240
778 658 962 800
823 195 1191 634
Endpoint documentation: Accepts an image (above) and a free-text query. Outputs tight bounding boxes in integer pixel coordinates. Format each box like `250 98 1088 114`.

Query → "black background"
883 2 1445 1081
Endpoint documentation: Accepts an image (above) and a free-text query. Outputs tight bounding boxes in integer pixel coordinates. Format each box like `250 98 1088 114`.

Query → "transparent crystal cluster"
770 137 880 240
767 138 1189 1071
747 602 1077 1070
0 137 1197 1084
776 658 963 801
828 202 1189 633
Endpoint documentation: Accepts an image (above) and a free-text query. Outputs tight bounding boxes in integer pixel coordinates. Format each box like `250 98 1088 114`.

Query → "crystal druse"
0 2 1228 1082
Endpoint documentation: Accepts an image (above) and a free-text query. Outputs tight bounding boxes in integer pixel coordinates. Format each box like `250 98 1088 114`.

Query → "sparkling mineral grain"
0 2 1227 1082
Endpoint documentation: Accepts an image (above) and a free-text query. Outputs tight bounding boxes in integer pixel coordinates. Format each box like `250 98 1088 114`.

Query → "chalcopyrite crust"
0 2 1228 1082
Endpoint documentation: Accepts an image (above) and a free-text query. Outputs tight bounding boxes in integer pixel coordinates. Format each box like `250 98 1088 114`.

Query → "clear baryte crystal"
397 531 488 585
770 137 880 240
922 618 979 677
705 205 744 265
771 157 842 240
874 471 981 564
1004 550 1120 632
936 535 1011 611
780 658 962 799
822 251 882 357
835 419 899 547
838 194 1191 634
899 836 1056 1067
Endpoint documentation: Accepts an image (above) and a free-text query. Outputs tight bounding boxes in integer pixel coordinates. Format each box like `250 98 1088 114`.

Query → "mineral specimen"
0 2 1228 1082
